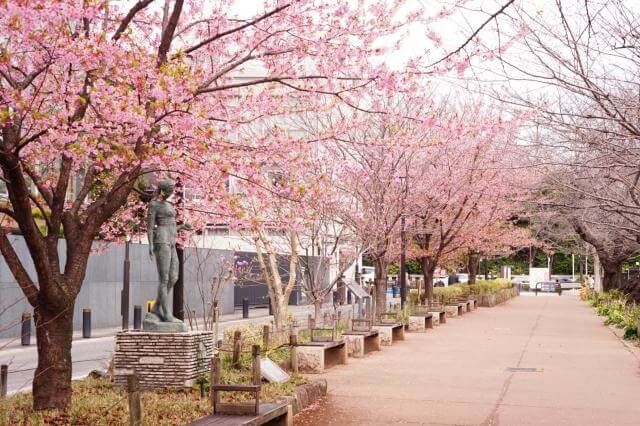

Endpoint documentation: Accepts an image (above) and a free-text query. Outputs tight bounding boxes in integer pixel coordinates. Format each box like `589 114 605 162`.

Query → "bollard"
232 330 242 369
262 325 270 352
1 364 7 399
133 305 142 330
242 298 249 319
82 309 91 338
289 334 298 373
21 312 31 346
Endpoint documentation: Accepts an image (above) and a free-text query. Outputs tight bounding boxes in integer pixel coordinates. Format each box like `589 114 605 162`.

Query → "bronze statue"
143 178 190 332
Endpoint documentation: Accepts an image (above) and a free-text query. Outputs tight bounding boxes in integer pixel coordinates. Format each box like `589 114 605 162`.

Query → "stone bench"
342 330 381 358
372 323 405 345
407 313 434 331
445 303 464 318
468 298 477 310
189 402 292 426
455 299 472 313
428 309 446 325
294 340 347 373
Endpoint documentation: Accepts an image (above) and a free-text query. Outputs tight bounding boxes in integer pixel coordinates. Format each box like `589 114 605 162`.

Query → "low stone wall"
479 287 519 307
279 379 328 415
114 331 213 388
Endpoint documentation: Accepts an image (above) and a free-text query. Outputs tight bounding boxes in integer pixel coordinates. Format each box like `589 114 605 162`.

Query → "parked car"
538 281 559 293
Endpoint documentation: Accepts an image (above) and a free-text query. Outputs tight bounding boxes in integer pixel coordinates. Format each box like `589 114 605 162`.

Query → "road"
296 293 640 425
1 335 115 395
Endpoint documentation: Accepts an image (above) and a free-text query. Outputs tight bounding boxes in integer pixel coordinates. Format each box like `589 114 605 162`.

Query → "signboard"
345 279 369 299
260 358 290 383
529 267 549 289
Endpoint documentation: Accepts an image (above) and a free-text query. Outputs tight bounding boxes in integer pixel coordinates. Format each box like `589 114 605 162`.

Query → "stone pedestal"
114 331 213 388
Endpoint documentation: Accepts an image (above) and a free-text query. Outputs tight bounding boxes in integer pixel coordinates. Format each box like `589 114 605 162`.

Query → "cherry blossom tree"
488 1 640 283
0 0 426 409
401 102 534 300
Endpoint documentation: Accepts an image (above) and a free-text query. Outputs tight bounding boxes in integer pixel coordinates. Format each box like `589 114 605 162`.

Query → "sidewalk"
296 294 640 425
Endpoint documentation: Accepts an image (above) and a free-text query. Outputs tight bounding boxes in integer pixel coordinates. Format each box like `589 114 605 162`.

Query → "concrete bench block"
408 315 433 331
445 305 459 318
342 332 381 358
372 324 405 346
295 341 347 373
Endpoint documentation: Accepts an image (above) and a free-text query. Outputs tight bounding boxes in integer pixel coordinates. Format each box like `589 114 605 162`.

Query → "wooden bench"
294 339 347 373
189 402 292 426
342 318 381 357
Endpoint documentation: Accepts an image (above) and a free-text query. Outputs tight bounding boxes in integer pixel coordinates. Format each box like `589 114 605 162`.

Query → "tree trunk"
314 299 322 324
601 260 623 292
468 252 480 285
373 256 387 320
420 256 435 304
32 298 75 410
272 294 289 330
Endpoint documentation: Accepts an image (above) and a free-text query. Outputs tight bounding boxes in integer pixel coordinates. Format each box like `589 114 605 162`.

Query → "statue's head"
157 178 175 199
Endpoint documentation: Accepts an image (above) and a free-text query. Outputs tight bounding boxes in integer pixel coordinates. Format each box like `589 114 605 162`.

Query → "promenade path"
296 294 640 425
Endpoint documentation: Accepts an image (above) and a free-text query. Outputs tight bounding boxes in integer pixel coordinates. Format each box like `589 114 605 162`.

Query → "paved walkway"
296 294 640 425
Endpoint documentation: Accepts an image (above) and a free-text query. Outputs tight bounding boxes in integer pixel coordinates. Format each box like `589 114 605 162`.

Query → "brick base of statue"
114 330 214 388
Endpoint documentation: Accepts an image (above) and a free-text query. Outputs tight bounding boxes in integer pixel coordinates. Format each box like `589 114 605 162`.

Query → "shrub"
587 289 639 340
433 286 464 303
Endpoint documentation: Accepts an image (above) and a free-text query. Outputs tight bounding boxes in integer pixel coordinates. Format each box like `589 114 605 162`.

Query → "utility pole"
571 253 575 282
